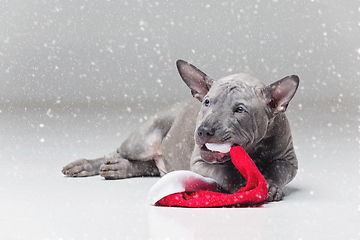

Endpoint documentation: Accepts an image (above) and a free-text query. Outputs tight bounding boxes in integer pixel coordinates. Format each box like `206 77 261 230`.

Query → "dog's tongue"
205 143 232 153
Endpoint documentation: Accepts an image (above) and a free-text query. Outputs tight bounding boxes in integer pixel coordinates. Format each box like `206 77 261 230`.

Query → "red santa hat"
148 146 268 207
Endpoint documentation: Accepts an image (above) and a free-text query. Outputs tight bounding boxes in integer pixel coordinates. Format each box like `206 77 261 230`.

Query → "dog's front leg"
190 156 246 194
261 159 298 201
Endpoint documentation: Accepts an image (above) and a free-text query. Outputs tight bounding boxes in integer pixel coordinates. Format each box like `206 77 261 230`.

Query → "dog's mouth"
204 142 232 153
199 142 235 163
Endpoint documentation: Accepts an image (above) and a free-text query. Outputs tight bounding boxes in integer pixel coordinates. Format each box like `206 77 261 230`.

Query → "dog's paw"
62 159 98 177
100 158 131 180
267 184 283 202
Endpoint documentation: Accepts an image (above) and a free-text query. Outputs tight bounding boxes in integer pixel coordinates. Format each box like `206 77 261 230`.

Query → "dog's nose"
197 125 215 140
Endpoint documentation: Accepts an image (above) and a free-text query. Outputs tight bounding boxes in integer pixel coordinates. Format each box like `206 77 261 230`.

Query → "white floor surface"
1 99 359 240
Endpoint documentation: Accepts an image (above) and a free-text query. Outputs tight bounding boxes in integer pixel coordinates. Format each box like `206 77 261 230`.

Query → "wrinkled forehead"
216 73 266 88
207 73 266 102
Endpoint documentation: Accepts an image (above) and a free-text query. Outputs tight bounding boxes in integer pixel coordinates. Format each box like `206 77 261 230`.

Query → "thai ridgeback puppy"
62 60 299 201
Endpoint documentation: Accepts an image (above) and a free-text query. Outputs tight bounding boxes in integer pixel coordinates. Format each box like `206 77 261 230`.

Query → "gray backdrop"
1 0 359 105
1 1 360 239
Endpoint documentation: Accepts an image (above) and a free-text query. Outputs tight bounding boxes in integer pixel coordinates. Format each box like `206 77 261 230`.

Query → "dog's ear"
264 75 299 114
176 60 214 101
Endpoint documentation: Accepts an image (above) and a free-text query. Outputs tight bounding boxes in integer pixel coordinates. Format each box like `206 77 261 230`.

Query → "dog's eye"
236 106 244 113
204 99 210 107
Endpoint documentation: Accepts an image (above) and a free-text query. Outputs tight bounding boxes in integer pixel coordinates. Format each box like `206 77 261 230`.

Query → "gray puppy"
62 60 299 201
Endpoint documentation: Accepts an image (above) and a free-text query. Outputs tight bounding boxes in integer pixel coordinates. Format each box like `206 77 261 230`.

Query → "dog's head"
176 59 299 164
